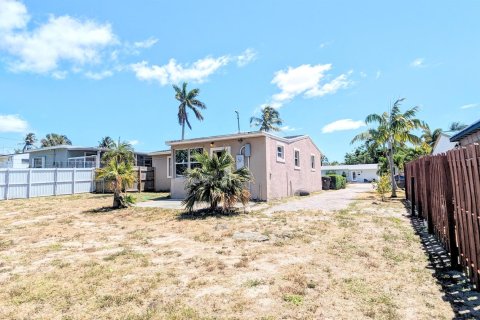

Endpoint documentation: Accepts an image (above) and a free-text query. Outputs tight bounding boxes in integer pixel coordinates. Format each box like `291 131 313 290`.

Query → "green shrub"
327 174 346 190
374 174 391 201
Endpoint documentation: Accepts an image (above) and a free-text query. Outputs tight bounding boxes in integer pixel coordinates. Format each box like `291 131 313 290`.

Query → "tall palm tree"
421 127 443 147
352 98 426 197
250 106 283 132
183 151 252 213
447 121 468 132
40 133 72 147
173 82 207 140
22 132 36 152
98 136 116 149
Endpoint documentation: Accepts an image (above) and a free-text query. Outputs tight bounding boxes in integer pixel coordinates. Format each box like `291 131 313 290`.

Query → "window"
210 146 231 158
167 156 172 178
294 149 300 169
311 154 316 171
276 144 285 162
33 157 45 168
175 148 204 177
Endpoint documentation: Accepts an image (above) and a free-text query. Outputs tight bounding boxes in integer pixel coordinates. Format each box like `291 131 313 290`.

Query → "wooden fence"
95 167 154 193
405 144 480 288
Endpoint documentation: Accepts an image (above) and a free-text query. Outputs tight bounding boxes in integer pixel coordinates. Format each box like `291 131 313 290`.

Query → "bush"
374 174 391 201
327 174 346 190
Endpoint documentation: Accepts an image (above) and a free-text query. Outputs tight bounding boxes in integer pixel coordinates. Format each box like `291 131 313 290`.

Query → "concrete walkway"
262 183 372 214
136 183 372 213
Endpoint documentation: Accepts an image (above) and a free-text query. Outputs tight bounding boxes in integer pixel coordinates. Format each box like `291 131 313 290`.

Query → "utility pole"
235 110 240 133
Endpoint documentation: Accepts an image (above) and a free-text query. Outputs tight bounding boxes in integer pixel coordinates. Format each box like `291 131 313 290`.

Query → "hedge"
327 174 346 190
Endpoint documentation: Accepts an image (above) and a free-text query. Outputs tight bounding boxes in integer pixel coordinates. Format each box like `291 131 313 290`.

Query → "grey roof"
26 145 104 153
450 118 480 142
166 131 309 146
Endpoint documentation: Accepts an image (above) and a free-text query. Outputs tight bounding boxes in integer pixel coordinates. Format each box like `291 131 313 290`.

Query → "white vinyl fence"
0 168 96 200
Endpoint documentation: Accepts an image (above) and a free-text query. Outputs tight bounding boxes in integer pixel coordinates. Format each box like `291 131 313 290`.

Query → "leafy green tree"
421 127 442 148
98 136 116 149
344 144 383 165
182 151 252 213
173 82 207 140
22 132 36 152
40 133 72 147
250 106 283 132
352 98 426 197
96 158 136 208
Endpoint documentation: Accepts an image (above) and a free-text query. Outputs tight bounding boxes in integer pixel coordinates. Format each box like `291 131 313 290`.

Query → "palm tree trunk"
388 140 397 198
181 121 185 140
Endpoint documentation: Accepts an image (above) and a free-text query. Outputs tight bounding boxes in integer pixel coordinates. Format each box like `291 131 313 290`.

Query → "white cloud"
270 64 352 107
321 119 366 133
84 70 113 80
128 139 139 146
236 48 257 67
410 58 425 68
280 125 299 132
0 114 28 132
375 70 382 79
460 103 478 109
133 37 158 49
131 55 230 85
0 0 29 32
51 70 67 79
360 71 367 78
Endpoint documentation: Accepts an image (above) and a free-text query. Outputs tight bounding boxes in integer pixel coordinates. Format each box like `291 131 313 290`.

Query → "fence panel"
406 143 480 289
0 168 95 200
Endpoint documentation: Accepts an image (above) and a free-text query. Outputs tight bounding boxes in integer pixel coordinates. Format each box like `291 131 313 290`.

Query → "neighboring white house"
0 153 30 168
321 164 379 182
431 133 456 155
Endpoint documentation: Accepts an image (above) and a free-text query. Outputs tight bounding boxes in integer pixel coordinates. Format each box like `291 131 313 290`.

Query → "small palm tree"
250 106 283 132
96 158 136 208
40 133 72 147
182 152 252 213
173 82 207 140
447 121 468 132
352 98 426 197
22 132 36 152
422 127 443 147
101 141 135 166
98 136 116 149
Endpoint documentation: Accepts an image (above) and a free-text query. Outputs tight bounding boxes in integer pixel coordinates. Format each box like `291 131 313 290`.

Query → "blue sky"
0 0 479 161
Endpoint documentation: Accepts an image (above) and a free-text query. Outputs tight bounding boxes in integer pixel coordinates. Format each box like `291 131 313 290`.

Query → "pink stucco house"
150 131 323 201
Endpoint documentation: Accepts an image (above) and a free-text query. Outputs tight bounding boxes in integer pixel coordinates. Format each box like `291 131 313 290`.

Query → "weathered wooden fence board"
406 143 480 288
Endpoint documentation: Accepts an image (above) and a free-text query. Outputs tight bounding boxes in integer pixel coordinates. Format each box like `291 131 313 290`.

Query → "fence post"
72 168 76 194
4 169 9 200
425 160 434 234
442 155 460 270
27 169 31 198
411 177 416 216
53 168 58 196
138 167 141 193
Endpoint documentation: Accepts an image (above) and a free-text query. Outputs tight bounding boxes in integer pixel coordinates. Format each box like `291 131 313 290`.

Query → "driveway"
263 183 372 214
137 183 372 213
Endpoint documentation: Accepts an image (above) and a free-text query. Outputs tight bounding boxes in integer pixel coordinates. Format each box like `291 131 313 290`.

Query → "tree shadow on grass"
404 199 480 319
83 207 123 214
176 208 243 220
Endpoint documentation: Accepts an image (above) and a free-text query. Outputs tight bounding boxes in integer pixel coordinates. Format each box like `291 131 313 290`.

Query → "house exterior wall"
169 136 268 200
0 154 30 168
152 154 171 191
459 131 480 146
29 149 68 168
266 136 322 199
321 169 378 182
432 135 456 155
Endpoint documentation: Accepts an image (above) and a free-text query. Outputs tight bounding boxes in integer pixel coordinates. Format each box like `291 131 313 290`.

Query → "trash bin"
322 176 331 190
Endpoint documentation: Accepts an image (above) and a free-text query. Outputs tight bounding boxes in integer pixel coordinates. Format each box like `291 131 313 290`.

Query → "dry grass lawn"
0 190 455 319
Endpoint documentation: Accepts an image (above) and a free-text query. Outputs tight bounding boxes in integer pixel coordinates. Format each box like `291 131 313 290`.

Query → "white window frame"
294 148 300 169
276 143 285 163
174 148 204 178
166 156 172 178
210 146 231 157
33 156 45 168
310 154 316 171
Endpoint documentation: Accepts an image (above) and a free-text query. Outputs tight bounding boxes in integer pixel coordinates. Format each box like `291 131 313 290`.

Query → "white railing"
67 156 97 168
0 168 96 200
